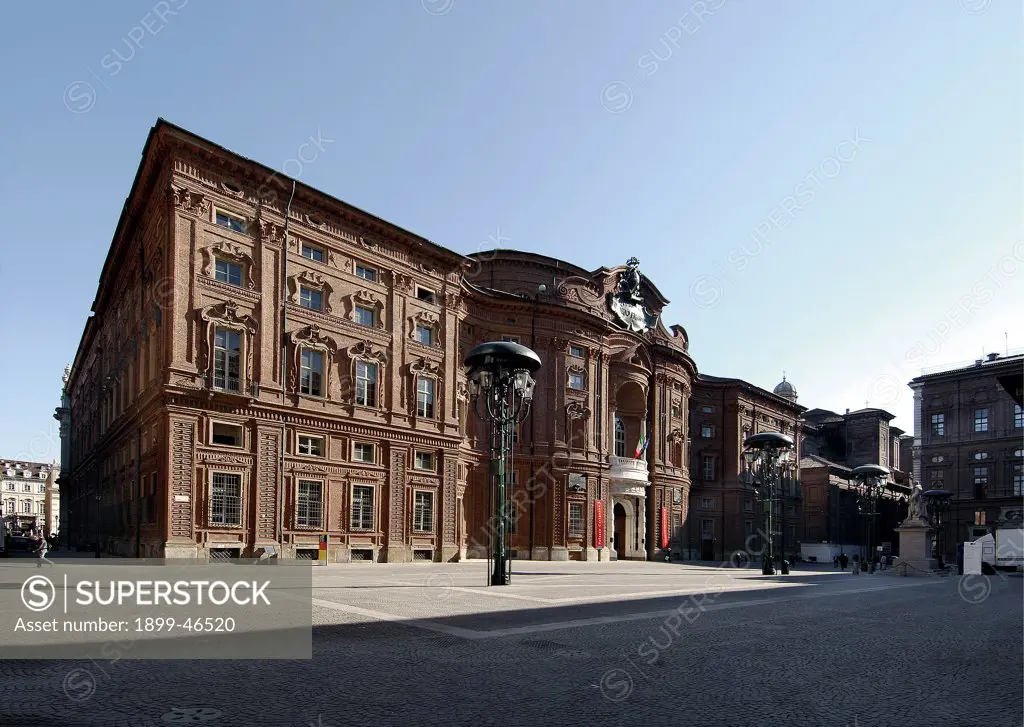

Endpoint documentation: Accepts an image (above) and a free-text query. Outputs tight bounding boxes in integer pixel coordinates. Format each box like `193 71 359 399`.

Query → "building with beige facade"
58 120 696 562
1 460 60 536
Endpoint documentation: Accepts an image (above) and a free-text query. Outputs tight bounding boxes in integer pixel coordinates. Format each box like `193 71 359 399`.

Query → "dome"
773 373 797 402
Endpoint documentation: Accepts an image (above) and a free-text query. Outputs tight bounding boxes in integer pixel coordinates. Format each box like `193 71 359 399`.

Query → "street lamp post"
465 341 541 587
743 432 795 576
851 464 889 574
922 489 952 568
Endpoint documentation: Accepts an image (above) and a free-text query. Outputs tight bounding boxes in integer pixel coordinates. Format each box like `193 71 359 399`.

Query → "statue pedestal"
885 520 940 576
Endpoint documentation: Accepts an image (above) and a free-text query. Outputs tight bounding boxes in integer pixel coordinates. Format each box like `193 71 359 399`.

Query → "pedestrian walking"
839 553 848 571
851 555 860 574
34 536 54 567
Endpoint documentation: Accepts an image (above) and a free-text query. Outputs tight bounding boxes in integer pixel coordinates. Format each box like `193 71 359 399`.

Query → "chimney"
986 352 999 362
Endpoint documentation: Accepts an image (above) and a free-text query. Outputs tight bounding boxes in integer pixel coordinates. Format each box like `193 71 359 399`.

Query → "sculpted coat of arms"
608 257 657 332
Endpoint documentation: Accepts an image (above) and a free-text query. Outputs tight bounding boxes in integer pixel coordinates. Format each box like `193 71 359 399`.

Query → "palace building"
58 119 696 562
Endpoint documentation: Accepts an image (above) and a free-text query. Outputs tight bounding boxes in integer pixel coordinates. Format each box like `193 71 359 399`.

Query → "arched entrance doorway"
613 503 627 559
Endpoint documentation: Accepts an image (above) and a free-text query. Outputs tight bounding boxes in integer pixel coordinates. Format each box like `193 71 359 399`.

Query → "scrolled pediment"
288 270 334 313
200 241 256 290
409 357 441 377
348 340 389 365
200 300 259 334
291 324 338 353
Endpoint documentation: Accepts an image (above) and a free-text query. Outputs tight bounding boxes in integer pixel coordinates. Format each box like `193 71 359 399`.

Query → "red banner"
594 500 605 549
660 508 669 550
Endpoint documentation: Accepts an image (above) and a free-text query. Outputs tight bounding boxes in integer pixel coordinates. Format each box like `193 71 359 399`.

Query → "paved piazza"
0 558 1020 726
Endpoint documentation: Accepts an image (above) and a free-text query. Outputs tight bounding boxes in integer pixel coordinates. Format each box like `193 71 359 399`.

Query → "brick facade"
58 120 696 562
910 353 1024 558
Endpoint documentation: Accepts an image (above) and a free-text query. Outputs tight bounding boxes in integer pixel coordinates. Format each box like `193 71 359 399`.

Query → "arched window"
614 418 626 457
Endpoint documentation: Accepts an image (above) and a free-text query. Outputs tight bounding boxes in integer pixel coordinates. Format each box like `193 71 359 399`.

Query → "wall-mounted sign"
568 474 587 493
594 500 605 549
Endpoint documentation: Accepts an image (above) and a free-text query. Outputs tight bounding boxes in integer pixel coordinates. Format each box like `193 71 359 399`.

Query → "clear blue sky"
0 1 1020 462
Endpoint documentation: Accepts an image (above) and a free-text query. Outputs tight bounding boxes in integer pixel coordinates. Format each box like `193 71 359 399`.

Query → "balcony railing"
608 455 649 482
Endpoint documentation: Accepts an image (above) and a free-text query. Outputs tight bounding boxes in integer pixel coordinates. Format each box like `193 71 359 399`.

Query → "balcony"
608 455 649 482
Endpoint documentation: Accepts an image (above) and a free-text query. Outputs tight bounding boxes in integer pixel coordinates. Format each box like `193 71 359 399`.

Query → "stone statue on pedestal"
904 478 929 525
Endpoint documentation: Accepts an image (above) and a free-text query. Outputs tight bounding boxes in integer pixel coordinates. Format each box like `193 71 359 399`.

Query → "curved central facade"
460 251 697 561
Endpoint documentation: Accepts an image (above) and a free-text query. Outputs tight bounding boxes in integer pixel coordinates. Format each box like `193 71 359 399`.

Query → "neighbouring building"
797 407 911 562
58 119 697 562
681 374 805 562
910 351 1024 559
1 460 60 536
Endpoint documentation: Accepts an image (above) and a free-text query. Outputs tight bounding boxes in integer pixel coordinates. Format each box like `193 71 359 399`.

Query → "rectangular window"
299 287 323 311
701 424 714 439
300 348 324 397
296 480 324 528
702 455 714 480
974 408 989 432
22 500 31 513
569 345 585 358
215 210 245 233
355 264 377 282
413 491 434 533
700 497 714 509
743 499 753 512
1015 404 1023 429
701 406 714 414
351 485 374 530
568 372 584 390
931 413 945 436
417 377 435 418
355 361 378 407
1012 463 1023 497
353 442 375 463
213 327 241 392
210 472 242 526
416 287 436 304
355 306 375 327
568 502 584 538
415 325 433 346
297 435 324 457
414 451 435 471
928 469 945 487
973 467 988 498
701 519 714 539
211 422 243 448
744 520 754 537
22 484 31 493
301 243 324 263
214 258 243 287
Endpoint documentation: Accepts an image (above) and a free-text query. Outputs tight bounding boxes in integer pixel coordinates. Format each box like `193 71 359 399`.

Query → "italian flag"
634 434 649 459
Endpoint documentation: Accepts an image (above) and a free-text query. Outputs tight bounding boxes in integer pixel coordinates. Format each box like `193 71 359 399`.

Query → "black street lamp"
465 341 541 586
922 489 953 567
743 432 795 576
851 465 889 573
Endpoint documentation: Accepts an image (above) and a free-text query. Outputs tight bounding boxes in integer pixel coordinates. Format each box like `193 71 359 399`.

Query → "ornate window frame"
408 311 442 349
567 364 587 392
200 240 256 290
411 488 436 534
410 358 441 420
347 341 388 409
294 478 325 530
349 481 379 532
295 432 326 458
288 270 334 313
207 468 247 529
289 325 338 399
199 301 259 395
347 290 386 329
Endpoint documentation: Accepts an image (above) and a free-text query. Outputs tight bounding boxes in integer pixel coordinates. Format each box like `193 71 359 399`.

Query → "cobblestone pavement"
0 559 1020 726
